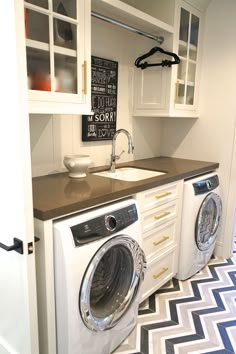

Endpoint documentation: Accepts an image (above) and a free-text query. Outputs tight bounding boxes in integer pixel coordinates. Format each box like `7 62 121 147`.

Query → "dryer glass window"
195 192 222 251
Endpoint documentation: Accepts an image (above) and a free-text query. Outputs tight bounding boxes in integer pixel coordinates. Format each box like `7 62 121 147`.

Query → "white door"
0 2 39 353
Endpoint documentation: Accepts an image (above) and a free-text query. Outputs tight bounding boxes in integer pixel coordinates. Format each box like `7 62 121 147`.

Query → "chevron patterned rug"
114 238 236 354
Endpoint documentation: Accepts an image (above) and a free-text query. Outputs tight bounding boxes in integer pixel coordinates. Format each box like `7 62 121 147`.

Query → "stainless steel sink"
93 167 166 182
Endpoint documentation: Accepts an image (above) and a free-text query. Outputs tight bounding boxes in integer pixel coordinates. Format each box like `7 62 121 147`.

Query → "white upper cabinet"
24 0 91 114
132 0 205 118
174 1 202 116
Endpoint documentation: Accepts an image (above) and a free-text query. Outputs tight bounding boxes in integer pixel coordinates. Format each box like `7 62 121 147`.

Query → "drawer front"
142 219 176 262
140 249 176 302
136 181 181 213
140 200 178 234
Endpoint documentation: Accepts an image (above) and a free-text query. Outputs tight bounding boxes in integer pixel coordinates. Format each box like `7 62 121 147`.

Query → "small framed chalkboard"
82 56 118 141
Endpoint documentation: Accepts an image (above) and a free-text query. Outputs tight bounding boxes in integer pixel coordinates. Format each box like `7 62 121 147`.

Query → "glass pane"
187 62 196 84
186 85 195 105
177 59 187 81
177 82 185 104
55 54 77 93
179 8 189 43
90 245 133 319
53 0 77 19
178 42 187 58
27 48 51 91
189 45 197 61
196 197 218 250
26 0 48 9
190 14 199 47
53 19 77 49
27 9 49 43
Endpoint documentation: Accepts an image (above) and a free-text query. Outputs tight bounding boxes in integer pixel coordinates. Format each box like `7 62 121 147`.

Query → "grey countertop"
32 156 219 221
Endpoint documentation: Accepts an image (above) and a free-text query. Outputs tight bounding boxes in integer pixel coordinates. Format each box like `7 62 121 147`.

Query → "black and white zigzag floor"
114 238 236 354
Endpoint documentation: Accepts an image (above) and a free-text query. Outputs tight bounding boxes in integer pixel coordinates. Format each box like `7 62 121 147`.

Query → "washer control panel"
193 174 219 195
70 203 138 246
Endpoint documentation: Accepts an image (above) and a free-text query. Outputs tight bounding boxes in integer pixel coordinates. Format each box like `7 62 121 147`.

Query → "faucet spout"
110 129 134 172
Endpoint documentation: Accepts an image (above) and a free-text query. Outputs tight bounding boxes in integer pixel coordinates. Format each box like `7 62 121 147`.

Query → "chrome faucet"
110 129 134 172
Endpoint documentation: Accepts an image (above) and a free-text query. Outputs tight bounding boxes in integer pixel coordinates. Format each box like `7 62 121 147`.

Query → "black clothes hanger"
135 47 180 69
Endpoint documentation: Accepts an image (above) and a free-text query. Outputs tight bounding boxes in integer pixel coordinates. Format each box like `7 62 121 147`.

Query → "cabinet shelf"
179 40 197 52
178 79 195 87
26 39 77 58
92 0 174 40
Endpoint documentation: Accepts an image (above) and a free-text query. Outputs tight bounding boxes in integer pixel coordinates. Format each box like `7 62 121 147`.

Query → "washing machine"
175 172 222 280
53 198 146 354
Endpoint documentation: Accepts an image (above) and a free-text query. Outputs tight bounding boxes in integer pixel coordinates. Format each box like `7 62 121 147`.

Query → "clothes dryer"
175 172 222 280
53 198 146 354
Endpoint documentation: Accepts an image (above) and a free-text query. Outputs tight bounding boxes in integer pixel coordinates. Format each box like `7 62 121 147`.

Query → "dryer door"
195 192 222 251
80 236 146 332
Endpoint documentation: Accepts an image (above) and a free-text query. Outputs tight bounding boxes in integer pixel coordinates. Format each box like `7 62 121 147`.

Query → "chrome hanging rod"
91 11 164 45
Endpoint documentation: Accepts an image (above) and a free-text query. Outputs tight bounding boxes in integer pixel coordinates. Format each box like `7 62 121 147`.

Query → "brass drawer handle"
153 235 169 246
82 60 87 95
175 80 179 103
155 191 172 199
153 267 168 279
154 211 171 220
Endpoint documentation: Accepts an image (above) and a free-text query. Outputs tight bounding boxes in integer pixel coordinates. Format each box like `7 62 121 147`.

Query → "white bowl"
63 155 92 178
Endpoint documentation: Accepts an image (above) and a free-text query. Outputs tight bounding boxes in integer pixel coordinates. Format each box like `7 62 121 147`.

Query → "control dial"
105 215 117 231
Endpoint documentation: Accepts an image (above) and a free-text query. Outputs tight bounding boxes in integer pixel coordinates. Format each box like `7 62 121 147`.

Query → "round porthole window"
79 236 146 332
195 192 222 251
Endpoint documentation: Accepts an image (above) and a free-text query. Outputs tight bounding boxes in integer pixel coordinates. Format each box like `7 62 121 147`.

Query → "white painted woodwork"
0 1 38 353
132 0 203 118
25 0 91 114
136 181 183 301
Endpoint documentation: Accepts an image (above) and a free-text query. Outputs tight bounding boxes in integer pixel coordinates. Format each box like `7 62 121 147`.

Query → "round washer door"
195 192 222 251
79 235 146 332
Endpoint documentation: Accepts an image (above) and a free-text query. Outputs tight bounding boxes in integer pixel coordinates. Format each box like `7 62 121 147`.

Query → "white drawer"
142 219 177 262
140 249 176 302
136 181 181 213
140 200 178 234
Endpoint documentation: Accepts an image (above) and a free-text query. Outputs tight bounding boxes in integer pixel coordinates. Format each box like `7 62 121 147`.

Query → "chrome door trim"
195 192 222 251
79 235 146 332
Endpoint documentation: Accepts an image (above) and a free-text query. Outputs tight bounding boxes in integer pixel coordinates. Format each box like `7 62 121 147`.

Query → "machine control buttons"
193 175 219 195
206 179 212 190
70 203 138 246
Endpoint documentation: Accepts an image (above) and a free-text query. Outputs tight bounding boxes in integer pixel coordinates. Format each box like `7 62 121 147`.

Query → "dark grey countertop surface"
32 156 219 220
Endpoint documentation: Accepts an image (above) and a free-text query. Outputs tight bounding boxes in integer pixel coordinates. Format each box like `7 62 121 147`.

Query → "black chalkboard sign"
82 56 118 141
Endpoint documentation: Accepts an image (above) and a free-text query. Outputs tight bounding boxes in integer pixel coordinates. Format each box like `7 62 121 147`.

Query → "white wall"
29 19 162 177
160 0 236 257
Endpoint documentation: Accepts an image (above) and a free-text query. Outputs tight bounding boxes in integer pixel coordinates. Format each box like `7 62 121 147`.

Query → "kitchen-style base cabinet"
24 0 91 114
135 180 183 302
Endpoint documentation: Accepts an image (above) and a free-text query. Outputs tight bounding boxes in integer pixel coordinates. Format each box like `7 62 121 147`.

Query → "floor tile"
113 241 236 354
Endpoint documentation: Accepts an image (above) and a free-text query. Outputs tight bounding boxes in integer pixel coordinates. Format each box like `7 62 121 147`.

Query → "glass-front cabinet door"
175 2 201 112
24 0 91 114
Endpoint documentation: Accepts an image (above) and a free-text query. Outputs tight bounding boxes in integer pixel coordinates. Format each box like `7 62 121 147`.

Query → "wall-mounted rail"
91 11 164 44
